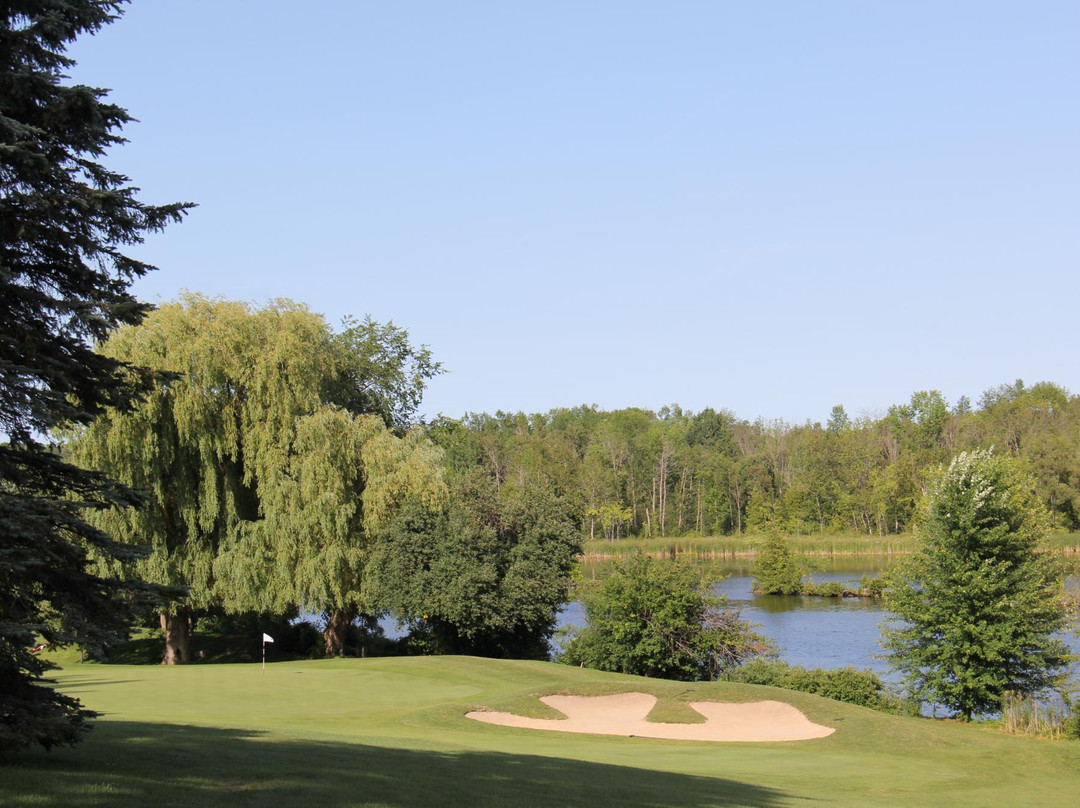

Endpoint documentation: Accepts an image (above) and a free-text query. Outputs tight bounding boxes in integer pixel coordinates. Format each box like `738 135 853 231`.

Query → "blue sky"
68 1 1080 424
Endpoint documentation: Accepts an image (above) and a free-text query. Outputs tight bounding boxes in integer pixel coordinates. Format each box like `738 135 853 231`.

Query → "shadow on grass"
54 678 139 689
3 721 792 808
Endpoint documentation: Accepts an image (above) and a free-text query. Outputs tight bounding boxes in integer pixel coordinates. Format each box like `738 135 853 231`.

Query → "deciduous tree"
370 471 580 659
882 449 1073 719
217 407 447 657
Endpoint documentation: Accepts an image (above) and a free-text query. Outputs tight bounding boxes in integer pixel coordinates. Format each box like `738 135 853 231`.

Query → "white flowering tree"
882 449 1073 719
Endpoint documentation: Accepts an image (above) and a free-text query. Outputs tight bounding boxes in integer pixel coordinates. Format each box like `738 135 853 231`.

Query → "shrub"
561 555 771 680
1064 710 1080 740
726 659 900 712
859 575 887 596
805 580 845 597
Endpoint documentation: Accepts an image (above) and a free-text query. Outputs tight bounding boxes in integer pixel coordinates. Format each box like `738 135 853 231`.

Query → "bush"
804 580 845 597
1063 710 1080 740
859 575 887 596
726 659 900 712
561 555 771 680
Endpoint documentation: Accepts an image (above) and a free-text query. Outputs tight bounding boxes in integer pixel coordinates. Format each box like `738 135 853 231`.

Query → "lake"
560 557 1080 685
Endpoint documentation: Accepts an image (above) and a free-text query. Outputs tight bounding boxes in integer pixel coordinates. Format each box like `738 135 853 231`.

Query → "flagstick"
260 632 273 675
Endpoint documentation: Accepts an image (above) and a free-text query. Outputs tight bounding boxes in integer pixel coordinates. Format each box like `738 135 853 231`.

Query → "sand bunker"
466 692 835 742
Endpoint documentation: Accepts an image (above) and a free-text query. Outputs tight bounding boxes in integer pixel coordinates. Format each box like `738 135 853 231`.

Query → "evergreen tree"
882 449 1073 719
0 1 190 751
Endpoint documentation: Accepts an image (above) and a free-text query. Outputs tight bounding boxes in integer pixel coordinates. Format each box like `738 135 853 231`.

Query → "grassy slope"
3 655 1079 807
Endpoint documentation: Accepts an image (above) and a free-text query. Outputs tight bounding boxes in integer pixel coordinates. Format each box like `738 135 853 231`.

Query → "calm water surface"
560 557 1080 681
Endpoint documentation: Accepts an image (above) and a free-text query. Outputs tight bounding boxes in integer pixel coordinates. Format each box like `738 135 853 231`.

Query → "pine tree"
1 1 190 752
882 449 1073 719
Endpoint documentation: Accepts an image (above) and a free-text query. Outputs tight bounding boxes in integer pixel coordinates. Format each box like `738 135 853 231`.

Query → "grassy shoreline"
581 532 1080 559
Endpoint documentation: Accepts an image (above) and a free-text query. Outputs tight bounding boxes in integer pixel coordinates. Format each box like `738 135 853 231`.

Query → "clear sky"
68 1 1080 424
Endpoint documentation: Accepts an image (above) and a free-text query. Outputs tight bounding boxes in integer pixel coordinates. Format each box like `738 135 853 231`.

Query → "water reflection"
561 556 1079 682
718 574 893 675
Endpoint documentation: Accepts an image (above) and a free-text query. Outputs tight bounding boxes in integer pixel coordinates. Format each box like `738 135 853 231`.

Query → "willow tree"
215 407 446 656
71 294 440 662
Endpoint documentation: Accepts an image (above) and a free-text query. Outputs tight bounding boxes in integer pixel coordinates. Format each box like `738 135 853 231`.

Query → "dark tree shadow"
3 721 797 808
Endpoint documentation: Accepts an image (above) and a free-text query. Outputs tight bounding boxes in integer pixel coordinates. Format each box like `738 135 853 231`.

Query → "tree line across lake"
433 378 1080 541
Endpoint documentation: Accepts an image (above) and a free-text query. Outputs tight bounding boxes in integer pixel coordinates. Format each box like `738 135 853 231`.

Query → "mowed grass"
4 655 1079 807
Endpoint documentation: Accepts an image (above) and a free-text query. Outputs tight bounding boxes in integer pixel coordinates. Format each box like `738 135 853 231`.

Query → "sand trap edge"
465 692 836 743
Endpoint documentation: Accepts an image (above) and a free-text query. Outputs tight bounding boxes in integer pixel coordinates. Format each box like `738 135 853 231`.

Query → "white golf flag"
262 633 274 643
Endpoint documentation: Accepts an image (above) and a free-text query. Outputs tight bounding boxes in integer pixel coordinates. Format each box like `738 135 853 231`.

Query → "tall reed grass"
581 533 916 559
581 530 1080 560
1000 691 1079 739
1043 531 1080 553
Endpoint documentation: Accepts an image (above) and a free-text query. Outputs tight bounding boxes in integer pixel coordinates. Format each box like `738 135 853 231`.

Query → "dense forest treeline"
428 380 1080 539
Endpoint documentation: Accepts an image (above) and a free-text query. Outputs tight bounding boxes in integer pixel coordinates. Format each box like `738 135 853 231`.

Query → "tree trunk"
160 609 191 665
658 449 669 537
729 473 744 534
696 480 703 534
676 471 687 532
324 606 357 657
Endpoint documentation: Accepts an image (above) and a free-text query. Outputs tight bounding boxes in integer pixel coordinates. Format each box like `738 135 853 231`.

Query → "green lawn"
4 654 1078 807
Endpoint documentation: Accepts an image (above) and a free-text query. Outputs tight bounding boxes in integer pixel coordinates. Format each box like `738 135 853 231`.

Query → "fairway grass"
3 655 1079 807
